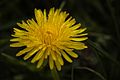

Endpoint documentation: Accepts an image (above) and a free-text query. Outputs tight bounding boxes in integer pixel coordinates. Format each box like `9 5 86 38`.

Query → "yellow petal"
16 47 33 56
10 38 20 42
55 60 61 71
72 33 88 37
53 9 61 25
37 55 44 68
48 8 55 22
49 54 54 70
71 37 88 41
66 18 76 27
63 16 72 26
55 44 71 51
44 48 50 59
73 28 87 35
24 45 43 60
31 46 46 63
65 50 78 58
11 34 26 38
59 16 72 32
13 28 25 32
34 8 43 26
70 23 81 30
51 46 61 56
43 9 47 22
51 51 56 61
57 54 64 65
13 28 27 36
27 19 39 29
10 43 25 47
60 50 72 63
17 22 29 31
66 42 87 50
26 20 35 31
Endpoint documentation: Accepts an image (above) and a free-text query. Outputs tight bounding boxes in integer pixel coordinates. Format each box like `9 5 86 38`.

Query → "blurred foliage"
0 0 120 80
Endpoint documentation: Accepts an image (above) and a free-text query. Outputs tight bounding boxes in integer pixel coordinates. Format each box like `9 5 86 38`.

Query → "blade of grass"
89 45 107 78
0 53 38 72
51 68 60 80
75 67 107 80
88 40 120 67
106 0 120 42
71 64 74 80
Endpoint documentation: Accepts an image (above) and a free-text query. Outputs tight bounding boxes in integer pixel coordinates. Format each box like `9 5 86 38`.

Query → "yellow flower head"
10 8 88 71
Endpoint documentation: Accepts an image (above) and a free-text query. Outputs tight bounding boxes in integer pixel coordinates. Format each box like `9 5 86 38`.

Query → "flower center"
44 31 53 46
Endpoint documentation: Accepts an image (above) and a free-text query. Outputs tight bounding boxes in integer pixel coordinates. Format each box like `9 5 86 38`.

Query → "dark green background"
0 0 120 80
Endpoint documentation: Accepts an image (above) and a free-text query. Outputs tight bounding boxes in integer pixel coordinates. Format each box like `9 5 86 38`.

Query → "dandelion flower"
10 8 88 71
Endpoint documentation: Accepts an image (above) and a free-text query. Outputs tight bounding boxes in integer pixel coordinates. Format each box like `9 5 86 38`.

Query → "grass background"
0 0 120 80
